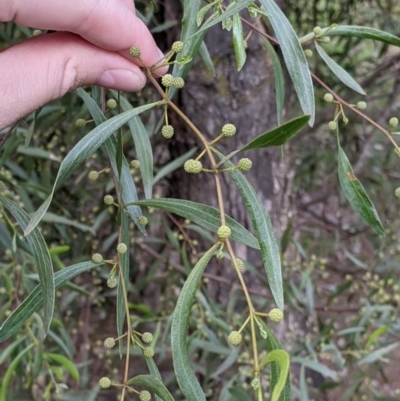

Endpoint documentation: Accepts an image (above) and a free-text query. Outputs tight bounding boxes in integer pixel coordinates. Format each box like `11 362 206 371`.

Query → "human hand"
0 0 166 129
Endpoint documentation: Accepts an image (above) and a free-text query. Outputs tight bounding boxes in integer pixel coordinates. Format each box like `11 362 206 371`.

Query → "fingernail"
97 69 145 91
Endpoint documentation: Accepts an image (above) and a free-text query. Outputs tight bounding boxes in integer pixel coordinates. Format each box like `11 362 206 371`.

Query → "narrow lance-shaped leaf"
46 353 80 383
0 261 99 342
314 41 365 95
171 244 219 401
130 198 260 250
232 13 246 71
24 101 162 236
259 0 315 126
322 25 400 47
260 350 290 401
0 195 54 339
128 375 175 401
337 145 385 235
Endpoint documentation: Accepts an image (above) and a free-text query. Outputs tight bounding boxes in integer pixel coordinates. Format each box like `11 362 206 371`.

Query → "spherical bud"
323 93 334 103
129 46 141 58
173 77 185 89
104 337 116 348
99 377 111 388
104 195 114 205
92 253 103 264
231 258 245 272
138 216 148 226
32 29 42 36
143 347 154 358
184 159 202 174
216 251 224 260
389 117 399 127
328 121 337 130
75 119 86 128
321 36 330 43
217 225 231 240
142 332 153 343
356 101 367 110
139 390 152 401
313 26 322 35
238 158 252 172
162 125 174 139
131 160 141 169
88 171 99 181
107 99 117 109
269 308 284 322
228 331 242 346
395 188 400 198
304 49 313 58
161 74 174 88
107 277 117 288
172 41 184 53
117 243 128 254
222 123 236 137
0 181 6 193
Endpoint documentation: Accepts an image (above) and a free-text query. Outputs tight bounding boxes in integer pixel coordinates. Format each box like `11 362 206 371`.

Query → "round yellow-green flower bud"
356 101 367 110
228 331 242 346
184 159 202 174
139 390 152 401
238 158 252 172
117 243 128 254
304 49 313 58
88 171 99 181
395 188 400 198
389 117 399 127
216 251 224 260
172 41 184 53
313 26 322 35
173 77 185 89
107 99 117 109
104 195 114 205
0 181 6 193
328 121 337 130
321 36 330 43
142 332 153 343
75 118 86 128
131 160 141 169
143 347 154 358
231 258 245 272
323 93 334 103
129 46 141 58
161 74 174 88
92 253 103 264
107 277 117 288
99 377 111 388
162 125 174 139
269 308 284 322
222 123 236 137
138 216 148 226
217 225 231 240
104 337 116 348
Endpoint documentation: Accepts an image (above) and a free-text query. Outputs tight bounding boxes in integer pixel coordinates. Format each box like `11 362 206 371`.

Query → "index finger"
1 0 165 70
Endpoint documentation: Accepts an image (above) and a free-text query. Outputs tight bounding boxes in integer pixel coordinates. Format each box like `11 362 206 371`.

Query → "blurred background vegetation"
1 1 400 400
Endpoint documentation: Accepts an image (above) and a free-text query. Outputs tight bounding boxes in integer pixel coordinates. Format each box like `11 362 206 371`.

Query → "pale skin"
0 0 167 130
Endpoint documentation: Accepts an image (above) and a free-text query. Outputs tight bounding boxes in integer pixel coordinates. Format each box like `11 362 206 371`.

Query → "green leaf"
46 353 80 382
0 261 99 342
127 375 175 401
323 25 400 47
221 158 283 310
259 0 315 126
198 41 216 75
232 13 246 71
365 326 389 350
42 212 95 235
260 350 290 401
171 244 219 401
196 2 215 27
0 195 54 338
130 198 260 250
292 356 338 379
337 145 385 235
261 37 285 125
24 101 161 236
357 342 399 366
314 41 365 95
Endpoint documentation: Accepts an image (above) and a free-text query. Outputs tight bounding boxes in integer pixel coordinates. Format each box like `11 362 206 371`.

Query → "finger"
0 32 147 130
2 0 165 71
